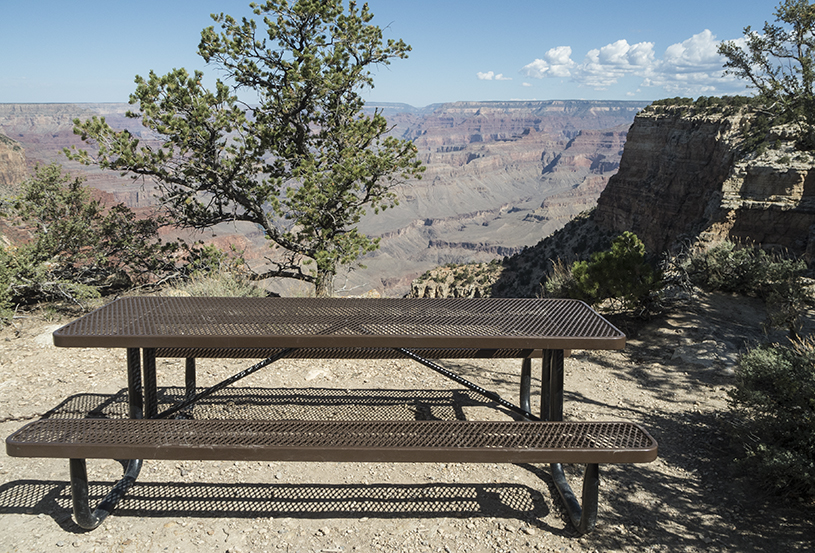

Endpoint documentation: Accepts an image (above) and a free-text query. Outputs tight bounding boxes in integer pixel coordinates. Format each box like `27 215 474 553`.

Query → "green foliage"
543 232 658 312
0 164 180 318
0 247 15 321
719 0 815 149
729 339 815 498
66 0 424 297
684 242 811 338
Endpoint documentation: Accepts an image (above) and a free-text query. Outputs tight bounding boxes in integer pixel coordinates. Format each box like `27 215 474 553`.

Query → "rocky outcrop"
0 134 26 192
593 107 741 254
594 105 815 260
713 149 815 260
409 262 503 299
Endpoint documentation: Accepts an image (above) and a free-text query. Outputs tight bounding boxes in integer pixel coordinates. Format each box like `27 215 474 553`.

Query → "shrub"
1 164 181 319
551 232 658 312
684 242 810 337
541 258 580 299
171 243 268 298
729 339 815 499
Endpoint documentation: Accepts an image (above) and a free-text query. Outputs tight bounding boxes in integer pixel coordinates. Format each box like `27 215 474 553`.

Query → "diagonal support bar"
156 348 294 419
396 348 540 421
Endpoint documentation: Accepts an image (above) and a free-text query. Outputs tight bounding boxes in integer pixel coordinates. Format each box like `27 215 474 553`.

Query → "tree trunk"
314 269 335 298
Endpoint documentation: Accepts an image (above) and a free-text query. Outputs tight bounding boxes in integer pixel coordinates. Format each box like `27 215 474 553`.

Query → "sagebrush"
729 339 815 499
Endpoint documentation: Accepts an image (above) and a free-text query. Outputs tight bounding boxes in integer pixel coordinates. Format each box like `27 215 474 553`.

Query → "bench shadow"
0 479 547 533
8 387 554 532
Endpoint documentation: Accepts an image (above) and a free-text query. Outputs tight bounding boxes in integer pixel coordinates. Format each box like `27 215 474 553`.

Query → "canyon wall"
0 134 26 192
441 104 815 299
594 105 815 260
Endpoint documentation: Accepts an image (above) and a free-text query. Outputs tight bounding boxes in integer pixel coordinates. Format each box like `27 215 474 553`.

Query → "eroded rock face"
714 151 815 259
594 105 815 260
594 107 741 253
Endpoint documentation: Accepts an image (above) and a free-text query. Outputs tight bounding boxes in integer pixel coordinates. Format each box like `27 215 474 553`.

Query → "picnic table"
6 296 657 534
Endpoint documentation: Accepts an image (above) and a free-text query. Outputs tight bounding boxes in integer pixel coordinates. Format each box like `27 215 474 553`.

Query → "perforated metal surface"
52 297 625 351
7 419 657 464
153 347 538 359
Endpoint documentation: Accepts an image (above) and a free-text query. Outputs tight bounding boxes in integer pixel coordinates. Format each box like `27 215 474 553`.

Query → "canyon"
0 100 645 296
416 102 815 299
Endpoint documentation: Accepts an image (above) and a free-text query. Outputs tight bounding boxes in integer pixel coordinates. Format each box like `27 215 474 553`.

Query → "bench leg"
69 458 142 530
551 462 599 535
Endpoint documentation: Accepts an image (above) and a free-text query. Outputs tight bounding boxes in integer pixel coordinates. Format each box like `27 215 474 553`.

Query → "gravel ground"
1 293 814 552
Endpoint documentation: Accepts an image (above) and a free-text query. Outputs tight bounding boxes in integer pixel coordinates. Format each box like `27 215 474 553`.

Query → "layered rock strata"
594 105 815 261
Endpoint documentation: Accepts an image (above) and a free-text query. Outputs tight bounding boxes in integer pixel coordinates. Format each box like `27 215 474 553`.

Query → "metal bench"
7 418 657 533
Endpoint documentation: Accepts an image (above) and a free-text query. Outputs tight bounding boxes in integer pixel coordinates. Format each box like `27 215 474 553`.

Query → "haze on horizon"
1 0 768 107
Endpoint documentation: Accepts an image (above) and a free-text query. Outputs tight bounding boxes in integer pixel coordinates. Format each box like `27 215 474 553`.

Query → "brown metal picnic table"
8 296 656 534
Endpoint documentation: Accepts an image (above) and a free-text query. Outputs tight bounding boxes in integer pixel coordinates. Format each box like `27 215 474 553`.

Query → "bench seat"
7 418 657 533
7 418 657 464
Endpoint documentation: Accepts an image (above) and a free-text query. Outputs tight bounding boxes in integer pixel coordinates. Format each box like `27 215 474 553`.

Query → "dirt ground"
1 292 814 553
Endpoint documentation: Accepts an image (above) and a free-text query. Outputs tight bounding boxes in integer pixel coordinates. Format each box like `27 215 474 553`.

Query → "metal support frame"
396 348 539 421
540 349 600 535
64 348 146 529
64 345 601 533
69 458 142 530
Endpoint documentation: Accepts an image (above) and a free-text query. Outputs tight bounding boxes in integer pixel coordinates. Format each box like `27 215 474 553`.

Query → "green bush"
547 232 658 312
684 242 810 337
729 339 815 499
0 164 197 320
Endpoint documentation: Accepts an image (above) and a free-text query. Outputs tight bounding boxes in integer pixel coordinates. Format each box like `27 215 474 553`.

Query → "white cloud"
521 46 575 78
576 40 656 89
477 71 512 81
520 30 747 96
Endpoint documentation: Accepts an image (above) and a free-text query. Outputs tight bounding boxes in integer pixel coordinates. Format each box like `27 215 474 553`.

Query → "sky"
0 0 779 107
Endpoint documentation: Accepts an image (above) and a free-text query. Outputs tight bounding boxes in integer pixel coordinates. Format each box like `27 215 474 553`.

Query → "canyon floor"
1 292 814 553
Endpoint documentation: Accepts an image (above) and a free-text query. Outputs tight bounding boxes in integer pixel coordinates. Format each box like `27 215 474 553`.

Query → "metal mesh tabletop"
53 297 625 351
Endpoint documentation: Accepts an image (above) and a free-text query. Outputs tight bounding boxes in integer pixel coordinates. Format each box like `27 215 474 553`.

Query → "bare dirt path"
1 293 814 552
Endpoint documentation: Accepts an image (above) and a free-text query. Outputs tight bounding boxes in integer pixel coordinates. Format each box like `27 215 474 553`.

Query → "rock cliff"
594 104 815 260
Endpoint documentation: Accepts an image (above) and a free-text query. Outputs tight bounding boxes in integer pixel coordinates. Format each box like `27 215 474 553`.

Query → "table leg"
126 348 143 420
69 457 142 530
68 348 146 529
541 349 564 422
520 358 532 419
185 358 196 403
142 348 158 419
541 349 599 535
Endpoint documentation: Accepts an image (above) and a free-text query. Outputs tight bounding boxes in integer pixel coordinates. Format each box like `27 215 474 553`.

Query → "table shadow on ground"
38 387 506 422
